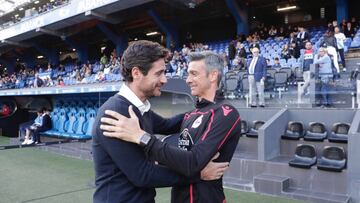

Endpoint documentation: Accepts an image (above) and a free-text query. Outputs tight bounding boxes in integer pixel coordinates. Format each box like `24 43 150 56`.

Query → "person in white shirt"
334 26 347 71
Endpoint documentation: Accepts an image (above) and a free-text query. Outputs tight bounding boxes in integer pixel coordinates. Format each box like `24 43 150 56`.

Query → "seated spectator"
22 108 43 145
57 78 65 87
95 70 105 82
281 44 291 60
32 107 52 144
272 58 282 69
289 42 300 59
34 73 44 88
351 17 359 30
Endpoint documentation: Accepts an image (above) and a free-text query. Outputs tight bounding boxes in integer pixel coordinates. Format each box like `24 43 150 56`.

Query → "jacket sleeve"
150 111 185 135
261 57 267 78
96 107 193 188
144 105 241 177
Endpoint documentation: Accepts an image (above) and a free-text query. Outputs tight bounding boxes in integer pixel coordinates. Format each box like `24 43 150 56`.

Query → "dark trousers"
31 127 50 143
338 48 346 68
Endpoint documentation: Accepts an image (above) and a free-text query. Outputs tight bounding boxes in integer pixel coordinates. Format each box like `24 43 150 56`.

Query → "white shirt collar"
118 84 151 115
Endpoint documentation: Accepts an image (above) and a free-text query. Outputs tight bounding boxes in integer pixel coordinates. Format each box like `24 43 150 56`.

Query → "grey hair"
188 51 224 86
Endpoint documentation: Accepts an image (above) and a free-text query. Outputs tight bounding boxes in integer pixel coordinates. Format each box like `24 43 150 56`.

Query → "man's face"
335 27 339 33
252 48 259 57
138 58 167 98
305 42 312 50
186 60 213 98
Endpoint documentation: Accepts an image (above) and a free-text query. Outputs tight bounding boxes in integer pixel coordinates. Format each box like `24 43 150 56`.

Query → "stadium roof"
0 0 30 16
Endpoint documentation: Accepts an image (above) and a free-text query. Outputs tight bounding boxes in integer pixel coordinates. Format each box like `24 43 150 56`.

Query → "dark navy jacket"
144 99 241 203
92 94 190 203
247 56 267 82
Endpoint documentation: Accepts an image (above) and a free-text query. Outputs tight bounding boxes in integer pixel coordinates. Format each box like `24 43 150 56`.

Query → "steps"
253 173 350 203
254 174 290 195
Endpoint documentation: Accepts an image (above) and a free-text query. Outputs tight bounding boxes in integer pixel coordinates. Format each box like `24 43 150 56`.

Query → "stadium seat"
246 120 265 138
317 146 346 172
74 109 87 135
288 144 317 169
240 120 248 135
82 109 96 138
304 122 328 141
328 123 350 143
64 109 78 135
281 121 304 140
267 69 277 79
224 76 239 98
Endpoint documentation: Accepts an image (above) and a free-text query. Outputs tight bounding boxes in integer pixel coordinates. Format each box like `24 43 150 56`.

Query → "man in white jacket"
334 26 347 71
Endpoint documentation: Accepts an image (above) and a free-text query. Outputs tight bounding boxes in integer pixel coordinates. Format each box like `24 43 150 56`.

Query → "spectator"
21 108 43 145
296 26 310 48
340 19 347 31
344 22 355 38
289 42 300 59
314 47 333 107
322 30 340 74
32 107 52 144
334 26 347 71
299 41 315 96
249 37 260 54
351 17 359 30
272 58 281 69
247 47 267 107
34 73 44 88
281 44 291 60
95 70 105 82
228 40 237 63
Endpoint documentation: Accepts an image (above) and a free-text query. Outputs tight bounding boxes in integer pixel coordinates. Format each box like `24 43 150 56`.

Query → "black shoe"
250 105 257 108
259 105 265 108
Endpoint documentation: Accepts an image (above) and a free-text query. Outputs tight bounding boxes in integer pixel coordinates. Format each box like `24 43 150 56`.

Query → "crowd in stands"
0 0 69 30
0 49 122 90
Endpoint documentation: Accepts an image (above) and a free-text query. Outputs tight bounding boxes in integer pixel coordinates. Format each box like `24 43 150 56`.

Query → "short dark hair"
121 40 169 82
188 51 224 87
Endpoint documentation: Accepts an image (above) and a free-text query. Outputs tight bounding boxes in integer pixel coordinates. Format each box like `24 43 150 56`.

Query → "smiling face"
186 59 219 102
136 58 167 99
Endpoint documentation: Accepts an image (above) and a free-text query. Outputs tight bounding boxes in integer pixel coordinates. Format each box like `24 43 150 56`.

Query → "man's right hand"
200 153 229 181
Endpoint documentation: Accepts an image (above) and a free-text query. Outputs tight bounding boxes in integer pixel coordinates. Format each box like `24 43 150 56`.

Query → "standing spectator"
249 37 260 54
299 42 315 96
334 26 347 71
247 47 267 107
344 22 355 38
351 17 359 30
236 42 247 69
340 19 347 31
296 26 310 48
314 47 333 107
228 40 236 64
322 30 340 74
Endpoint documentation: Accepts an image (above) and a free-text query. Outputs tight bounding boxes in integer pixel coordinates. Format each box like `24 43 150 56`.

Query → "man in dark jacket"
92 41 227 203
32 107 52 144
101 51 241 203
247 47 267 107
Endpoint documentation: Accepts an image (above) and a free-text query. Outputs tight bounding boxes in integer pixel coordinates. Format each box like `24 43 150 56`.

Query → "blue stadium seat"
282 121 304 140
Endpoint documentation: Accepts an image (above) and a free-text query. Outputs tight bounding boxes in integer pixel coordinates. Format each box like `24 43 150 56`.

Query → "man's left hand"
100 105 145 144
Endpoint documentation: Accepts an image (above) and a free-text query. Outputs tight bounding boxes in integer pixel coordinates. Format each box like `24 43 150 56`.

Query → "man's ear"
210 70 219 83
131 67 142 80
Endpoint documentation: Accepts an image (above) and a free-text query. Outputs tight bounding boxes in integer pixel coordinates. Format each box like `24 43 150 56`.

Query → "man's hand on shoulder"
100 105 144 144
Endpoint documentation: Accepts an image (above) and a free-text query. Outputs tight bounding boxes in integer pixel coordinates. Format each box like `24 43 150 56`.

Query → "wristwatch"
139 132 152 147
